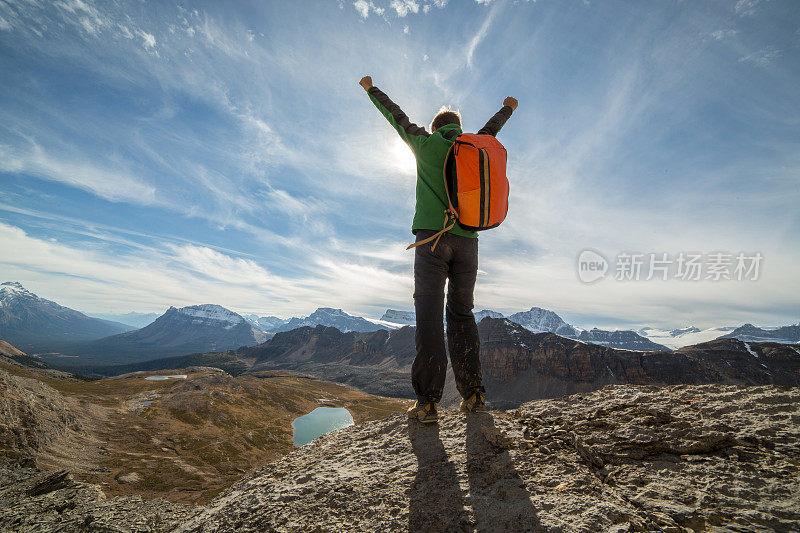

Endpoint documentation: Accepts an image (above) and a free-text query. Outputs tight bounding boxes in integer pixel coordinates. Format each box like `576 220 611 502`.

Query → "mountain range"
379 306 666 351
244 307 395 334
43 304 267 367
0 282 133 352
718 323 800 344
242 314 288 332
3 281 797 374
85 317 800 409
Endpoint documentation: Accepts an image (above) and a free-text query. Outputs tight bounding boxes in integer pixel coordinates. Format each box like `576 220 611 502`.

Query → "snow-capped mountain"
274 308 390 334
88 311 160 329
486 307 667 351
638 326 736 349
375 306 661 351
507 307 579 337
0 282 133 351
173 304 248 328
52 304 268 367
718 323 800 344
474 309 505 322
243 314 288 332
577 328 669 351
379 309 416 325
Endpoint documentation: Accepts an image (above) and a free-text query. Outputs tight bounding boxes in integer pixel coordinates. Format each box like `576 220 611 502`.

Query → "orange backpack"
408 133 509 251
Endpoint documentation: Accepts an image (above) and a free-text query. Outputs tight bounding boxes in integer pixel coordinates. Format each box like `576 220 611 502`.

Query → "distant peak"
0 282 35 299
184 303 230 312
310 308 351 318
169 304 245 326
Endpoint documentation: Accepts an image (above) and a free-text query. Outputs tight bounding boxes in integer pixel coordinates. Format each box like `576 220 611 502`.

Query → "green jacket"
368 86 514 238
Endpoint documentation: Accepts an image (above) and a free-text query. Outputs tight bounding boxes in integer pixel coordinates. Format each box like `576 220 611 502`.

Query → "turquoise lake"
292 407 354 447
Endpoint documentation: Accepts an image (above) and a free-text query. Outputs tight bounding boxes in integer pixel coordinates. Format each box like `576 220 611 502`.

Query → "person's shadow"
407 420 472 532
407 414 541 532
465 412 542 532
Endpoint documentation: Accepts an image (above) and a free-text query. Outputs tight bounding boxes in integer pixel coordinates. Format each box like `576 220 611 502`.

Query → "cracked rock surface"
178 384 800 532
0 467 193 532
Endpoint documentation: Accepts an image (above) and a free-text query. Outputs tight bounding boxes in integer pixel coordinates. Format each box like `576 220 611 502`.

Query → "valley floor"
0 361 408 505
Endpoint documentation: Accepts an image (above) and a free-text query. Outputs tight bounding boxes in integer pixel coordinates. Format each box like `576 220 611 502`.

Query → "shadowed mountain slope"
0 282 132 352
49 304 267 366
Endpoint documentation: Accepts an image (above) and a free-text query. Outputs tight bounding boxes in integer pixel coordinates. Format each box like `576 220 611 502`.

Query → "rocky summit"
178 384 799 532
6 384 793 531
174 384 800 532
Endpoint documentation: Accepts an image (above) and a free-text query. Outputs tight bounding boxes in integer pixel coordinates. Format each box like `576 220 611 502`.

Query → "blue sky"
0 0 798 329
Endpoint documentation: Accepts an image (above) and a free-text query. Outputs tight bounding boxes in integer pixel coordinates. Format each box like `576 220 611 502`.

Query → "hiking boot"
460 391 487 413
407 401 438 423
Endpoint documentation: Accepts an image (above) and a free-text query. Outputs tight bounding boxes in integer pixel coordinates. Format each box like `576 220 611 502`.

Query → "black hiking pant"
412 229 484 404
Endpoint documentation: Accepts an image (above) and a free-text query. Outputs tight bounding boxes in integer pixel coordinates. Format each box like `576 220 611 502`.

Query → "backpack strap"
406 210 456 252
407 130 460 252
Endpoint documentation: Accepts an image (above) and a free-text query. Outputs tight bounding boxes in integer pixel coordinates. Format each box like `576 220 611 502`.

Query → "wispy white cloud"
0 142 157 205
390 0 419 17
170 244 280 287
353 0 385 19
1 0 798 329
734 0 761 17
711 29 737 40
54 0 109 35
137 29 156 50
0 203 264 260
466 3 498 68
739 45 781 66
0 222 413 317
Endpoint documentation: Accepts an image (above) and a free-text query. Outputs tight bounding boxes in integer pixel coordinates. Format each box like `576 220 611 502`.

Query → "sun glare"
390 136 417 175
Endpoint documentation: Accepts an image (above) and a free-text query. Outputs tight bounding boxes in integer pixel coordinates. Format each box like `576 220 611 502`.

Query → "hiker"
359 75 517 423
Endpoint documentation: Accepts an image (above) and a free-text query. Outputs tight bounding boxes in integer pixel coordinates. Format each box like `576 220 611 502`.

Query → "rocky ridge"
178 384 799 532
0 467 193 531
2 384 799 531
0 369 87 467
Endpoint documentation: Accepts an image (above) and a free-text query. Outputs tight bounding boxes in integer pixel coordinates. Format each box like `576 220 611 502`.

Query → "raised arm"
477 96 518 137
359 76 429 151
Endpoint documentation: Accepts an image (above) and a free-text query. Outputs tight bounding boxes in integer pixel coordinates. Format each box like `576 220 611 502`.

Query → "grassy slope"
0 360 408 505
